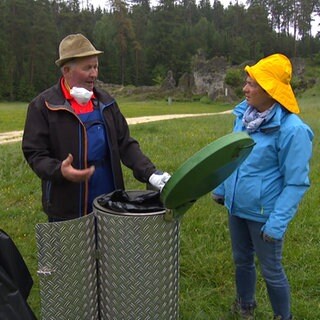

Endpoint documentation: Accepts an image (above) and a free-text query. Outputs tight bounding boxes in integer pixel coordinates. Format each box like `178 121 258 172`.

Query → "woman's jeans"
228 214 291 319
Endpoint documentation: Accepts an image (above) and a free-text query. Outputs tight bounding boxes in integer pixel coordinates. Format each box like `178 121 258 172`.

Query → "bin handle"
37 267 56 276
164 200 195 222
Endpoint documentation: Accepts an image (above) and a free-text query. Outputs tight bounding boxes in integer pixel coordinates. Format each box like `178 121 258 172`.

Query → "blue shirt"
79 109 115 213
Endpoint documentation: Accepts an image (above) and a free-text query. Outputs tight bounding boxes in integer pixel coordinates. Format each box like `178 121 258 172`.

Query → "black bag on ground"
0 229 37 320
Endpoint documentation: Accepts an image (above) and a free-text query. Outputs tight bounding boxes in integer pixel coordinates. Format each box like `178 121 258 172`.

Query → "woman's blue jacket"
213 100 313 240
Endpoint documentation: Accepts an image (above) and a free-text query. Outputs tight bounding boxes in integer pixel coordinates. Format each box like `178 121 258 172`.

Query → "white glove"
149 171 171 191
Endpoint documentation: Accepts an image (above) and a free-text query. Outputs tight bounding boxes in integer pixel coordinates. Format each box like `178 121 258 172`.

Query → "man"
212 54 313 320
22 33 170 221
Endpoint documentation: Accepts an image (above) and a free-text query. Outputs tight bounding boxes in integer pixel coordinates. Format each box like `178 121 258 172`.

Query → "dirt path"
0 131 24 145
0 110 232 145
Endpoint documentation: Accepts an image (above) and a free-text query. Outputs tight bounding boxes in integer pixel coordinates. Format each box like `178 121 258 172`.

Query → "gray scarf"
242 105 275 133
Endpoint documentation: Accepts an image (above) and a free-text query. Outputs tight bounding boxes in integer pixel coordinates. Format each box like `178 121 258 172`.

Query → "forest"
0 0 320 101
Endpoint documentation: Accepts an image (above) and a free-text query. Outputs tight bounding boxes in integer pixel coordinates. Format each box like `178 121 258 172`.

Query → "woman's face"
243 76 275 112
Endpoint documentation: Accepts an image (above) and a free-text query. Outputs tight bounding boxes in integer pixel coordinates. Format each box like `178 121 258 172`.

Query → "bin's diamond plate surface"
36 214 98 320
96 210 179 320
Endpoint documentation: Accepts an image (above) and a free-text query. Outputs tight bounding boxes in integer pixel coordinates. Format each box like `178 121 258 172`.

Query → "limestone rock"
161 70 176 90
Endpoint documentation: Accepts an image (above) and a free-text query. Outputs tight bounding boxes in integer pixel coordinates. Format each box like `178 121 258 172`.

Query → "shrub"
225 68 243 87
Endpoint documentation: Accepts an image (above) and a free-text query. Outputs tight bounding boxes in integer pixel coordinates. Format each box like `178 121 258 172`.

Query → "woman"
212 53 313 320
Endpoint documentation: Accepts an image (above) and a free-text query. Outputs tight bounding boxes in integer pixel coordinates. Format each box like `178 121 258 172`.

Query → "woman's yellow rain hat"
245 53 300 114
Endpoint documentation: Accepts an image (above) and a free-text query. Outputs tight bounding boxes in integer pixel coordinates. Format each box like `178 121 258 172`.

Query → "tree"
0 0 320 100
245 4 273 59
104 0 137 84
94 14 120 83
1 0 35 100
0 1 15 99
27 0 58 94
130 1 152 84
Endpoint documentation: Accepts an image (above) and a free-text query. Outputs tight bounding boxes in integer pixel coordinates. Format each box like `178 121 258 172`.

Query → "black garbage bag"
0 229 37 320
97 189 165 213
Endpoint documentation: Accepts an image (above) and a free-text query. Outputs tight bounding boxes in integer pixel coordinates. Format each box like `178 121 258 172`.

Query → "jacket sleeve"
212 183 225 198
111 102 157 183
262 124 313 240
22 98 64 182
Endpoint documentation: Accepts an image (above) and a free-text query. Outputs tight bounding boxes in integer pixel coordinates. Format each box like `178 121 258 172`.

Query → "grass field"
0 91 319 319
0 98 231 133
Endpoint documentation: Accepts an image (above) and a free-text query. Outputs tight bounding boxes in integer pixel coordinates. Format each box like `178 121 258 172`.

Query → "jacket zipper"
45 102 89 216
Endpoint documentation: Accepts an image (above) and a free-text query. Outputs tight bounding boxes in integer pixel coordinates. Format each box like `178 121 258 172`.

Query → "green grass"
116 97 232 118
0 102 28 132
0 99 231 133
0 92 319 319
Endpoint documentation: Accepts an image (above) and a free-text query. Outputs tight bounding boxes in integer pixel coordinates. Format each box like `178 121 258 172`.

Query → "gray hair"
60 59 77 73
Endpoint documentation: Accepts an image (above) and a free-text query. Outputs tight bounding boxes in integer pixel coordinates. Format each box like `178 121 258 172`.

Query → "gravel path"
0 131 24 145
0 110 231 145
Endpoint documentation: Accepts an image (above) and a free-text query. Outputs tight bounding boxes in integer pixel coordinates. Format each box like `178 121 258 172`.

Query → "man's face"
63 56 99 91
243 76 275 112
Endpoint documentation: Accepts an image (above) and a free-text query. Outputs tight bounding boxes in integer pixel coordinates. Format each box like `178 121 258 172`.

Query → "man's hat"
245 53 299 114
55 33 103 67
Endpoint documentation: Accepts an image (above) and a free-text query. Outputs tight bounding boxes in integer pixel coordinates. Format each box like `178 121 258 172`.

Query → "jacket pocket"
232 177 264 216
42 180 52 211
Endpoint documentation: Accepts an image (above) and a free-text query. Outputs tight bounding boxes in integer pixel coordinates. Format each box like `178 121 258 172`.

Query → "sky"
89 0 319 36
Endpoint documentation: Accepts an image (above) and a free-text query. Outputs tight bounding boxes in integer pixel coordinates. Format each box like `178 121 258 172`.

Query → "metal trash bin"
36 131 254 320
94 190 179 320
36 214 98 320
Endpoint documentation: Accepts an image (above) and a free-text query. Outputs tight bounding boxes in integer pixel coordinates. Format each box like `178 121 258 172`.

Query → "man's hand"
61 153 95 182
149 171 171 191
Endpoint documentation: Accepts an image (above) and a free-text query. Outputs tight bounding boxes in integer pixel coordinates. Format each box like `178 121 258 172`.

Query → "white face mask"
70 87 93 105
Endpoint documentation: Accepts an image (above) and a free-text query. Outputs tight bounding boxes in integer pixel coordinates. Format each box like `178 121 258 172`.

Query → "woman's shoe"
231 299 257 319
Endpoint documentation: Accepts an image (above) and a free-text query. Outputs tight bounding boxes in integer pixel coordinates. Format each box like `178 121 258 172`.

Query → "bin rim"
93 190 166 217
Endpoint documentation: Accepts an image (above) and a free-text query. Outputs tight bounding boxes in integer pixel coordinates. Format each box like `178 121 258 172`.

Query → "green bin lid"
160 131 254 219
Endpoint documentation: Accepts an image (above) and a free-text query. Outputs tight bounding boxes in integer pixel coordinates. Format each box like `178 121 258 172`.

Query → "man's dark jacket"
22 80 156 219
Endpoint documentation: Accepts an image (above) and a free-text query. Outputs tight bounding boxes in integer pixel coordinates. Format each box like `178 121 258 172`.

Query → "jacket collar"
43 78 115 110
234 100 289 132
